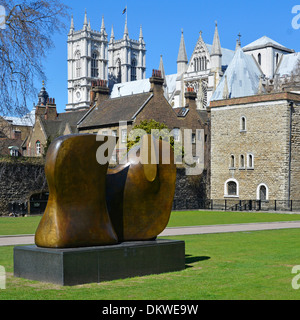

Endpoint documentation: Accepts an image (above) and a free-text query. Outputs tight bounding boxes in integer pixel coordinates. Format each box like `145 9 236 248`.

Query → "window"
91 52 99 78
228 181 237 196
102 131 108 136
75 51 81 78
121 129 127 143
116 59 121 83
192 133 196 144
173 128 180 142
258 53 262 66
36 141 41 155
111 130 117 137
247 153 254 169
257 184 269 201
276 53 279 66
240 155 245 168
194 56 207 71
241 116 246 132
131 59 137 81
224 179 239 197
230 155 235 168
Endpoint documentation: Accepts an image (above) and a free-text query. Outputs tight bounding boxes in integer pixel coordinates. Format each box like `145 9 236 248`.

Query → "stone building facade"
66 12 146 111
209 92 300 201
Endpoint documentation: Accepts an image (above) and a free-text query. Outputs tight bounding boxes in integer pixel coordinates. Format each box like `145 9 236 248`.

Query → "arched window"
248 153 254 169
116 59 121 83
240 155 245 168
230 155 235 168
257 184 269 201
91 52 98 78
276 53 279 66
258 53 262 66
75 51 81 78
241 116 246 131
225 179 239 197
36 141 41 155
131 59 137 81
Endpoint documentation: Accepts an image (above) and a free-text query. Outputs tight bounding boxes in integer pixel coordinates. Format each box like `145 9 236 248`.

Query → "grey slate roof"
78 92 153 129
211 47 263 101
40 110 87 138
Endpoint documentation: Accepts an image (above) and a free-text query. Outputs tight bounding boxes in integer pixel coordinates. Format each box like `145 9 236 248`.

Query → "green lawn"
1 229 300 299
167 210 300 227
1 211 300 236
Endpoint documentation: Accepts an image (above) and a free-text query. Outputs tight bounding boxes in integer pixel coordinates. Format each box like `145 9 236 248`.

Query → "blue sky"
36 0 300 113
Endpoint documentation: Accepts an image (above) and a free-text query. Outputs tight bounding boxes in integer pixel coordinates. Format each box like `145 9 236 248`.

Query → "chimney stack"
90 79 110 107
184 87 197 109
150 69 164 94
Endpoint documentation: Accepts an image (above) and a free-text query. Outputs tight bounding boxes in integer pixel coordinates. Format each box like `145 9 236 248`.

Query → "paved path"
1 221 300 246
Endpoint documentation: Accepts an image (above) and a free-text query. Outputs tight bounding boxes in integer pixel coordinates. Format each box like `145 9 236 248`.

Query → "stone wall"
210 100 291 200
0 160 48 216
0 159 208 215
173 167 209 210
290 103 300 200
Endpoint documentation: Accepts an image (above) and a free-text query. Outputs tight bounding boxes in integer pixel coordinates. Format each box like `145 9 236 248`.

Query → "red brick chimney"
91 79 110 107
184 87 197 109
44 97 58 120
149 69 164 94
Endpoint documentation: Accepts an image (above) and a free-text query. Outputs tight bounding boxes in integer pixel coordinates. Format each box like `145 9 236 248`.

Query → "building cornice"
209 92 300 108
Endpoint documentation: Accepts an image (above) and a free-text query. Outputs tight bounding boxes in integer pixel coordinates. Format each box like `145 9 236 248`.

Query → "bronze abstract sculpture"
35 134 118 248
35 133 176 248
106 134 176 241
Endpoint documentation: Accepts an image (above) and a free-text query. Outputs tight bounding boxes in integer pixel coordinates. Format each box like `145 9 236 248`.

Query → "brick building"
24 85 86 157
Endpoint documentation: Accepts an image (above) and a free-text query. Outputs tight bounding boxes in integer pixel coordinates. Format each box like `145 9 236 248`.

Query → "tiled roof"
40 110 87 138
78 92 153 129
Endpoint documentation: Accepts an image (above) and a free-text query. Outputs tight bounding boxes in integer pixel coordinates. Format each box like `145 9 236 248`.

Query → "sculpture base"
14 239 185 286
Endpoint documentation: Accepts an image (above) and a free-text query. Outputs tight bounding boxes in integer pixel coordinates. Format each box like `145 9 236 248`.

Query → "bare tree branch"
0 0 70 116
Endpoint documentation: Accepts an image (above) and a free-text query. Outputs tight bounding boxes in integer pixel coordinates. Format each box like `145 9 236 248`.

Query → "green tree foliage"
127 119 184 160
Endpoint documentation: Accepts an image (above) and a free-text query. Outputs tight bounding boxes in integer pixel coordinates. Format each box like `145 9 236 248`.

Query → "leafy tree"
127 119 184 161
0 1 69 116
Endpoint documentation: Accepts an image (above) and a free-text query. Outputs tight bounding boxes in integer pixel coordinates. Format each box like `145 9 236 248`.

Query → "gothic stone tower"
108 20 146 89
66 12 146 111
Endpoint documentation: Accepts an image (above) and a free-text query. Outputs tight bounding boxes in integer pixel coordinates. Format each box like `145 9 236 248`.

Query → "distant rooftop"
211 47 263 101
276 52 300 77
243 36 294 53
206 44 235 67
4 109 35 127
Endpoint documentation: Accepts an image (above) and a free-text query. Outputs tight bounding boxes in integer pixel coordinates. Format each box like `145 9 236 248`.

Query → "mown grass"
1 211 300 236
1 229 300 300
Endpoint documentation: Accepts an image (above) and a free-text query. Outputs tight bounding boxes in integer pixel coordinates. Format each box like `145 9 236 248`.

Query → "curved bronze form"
35 134 118 248
106 135 176 241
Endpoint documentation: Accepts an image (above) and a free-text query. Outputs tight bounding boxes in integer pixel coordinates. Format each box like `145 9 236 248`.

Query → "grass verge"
2 211 300 236
1 229 300 300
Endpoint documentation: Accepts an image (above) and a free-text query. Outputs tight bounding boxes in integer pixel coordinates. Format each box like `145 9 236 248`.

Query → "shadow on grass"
185 254 210 269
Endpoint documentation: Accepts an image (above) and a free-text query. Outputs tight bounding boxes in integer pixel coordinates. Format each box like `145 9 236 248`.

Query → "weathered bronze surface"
106 135 176 241
35 134 176 248
35 134 118 248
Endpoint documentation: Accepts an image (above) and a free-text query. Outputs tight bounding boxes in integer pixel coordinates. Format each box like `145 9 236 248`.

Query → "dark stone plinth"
14 239 185 286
